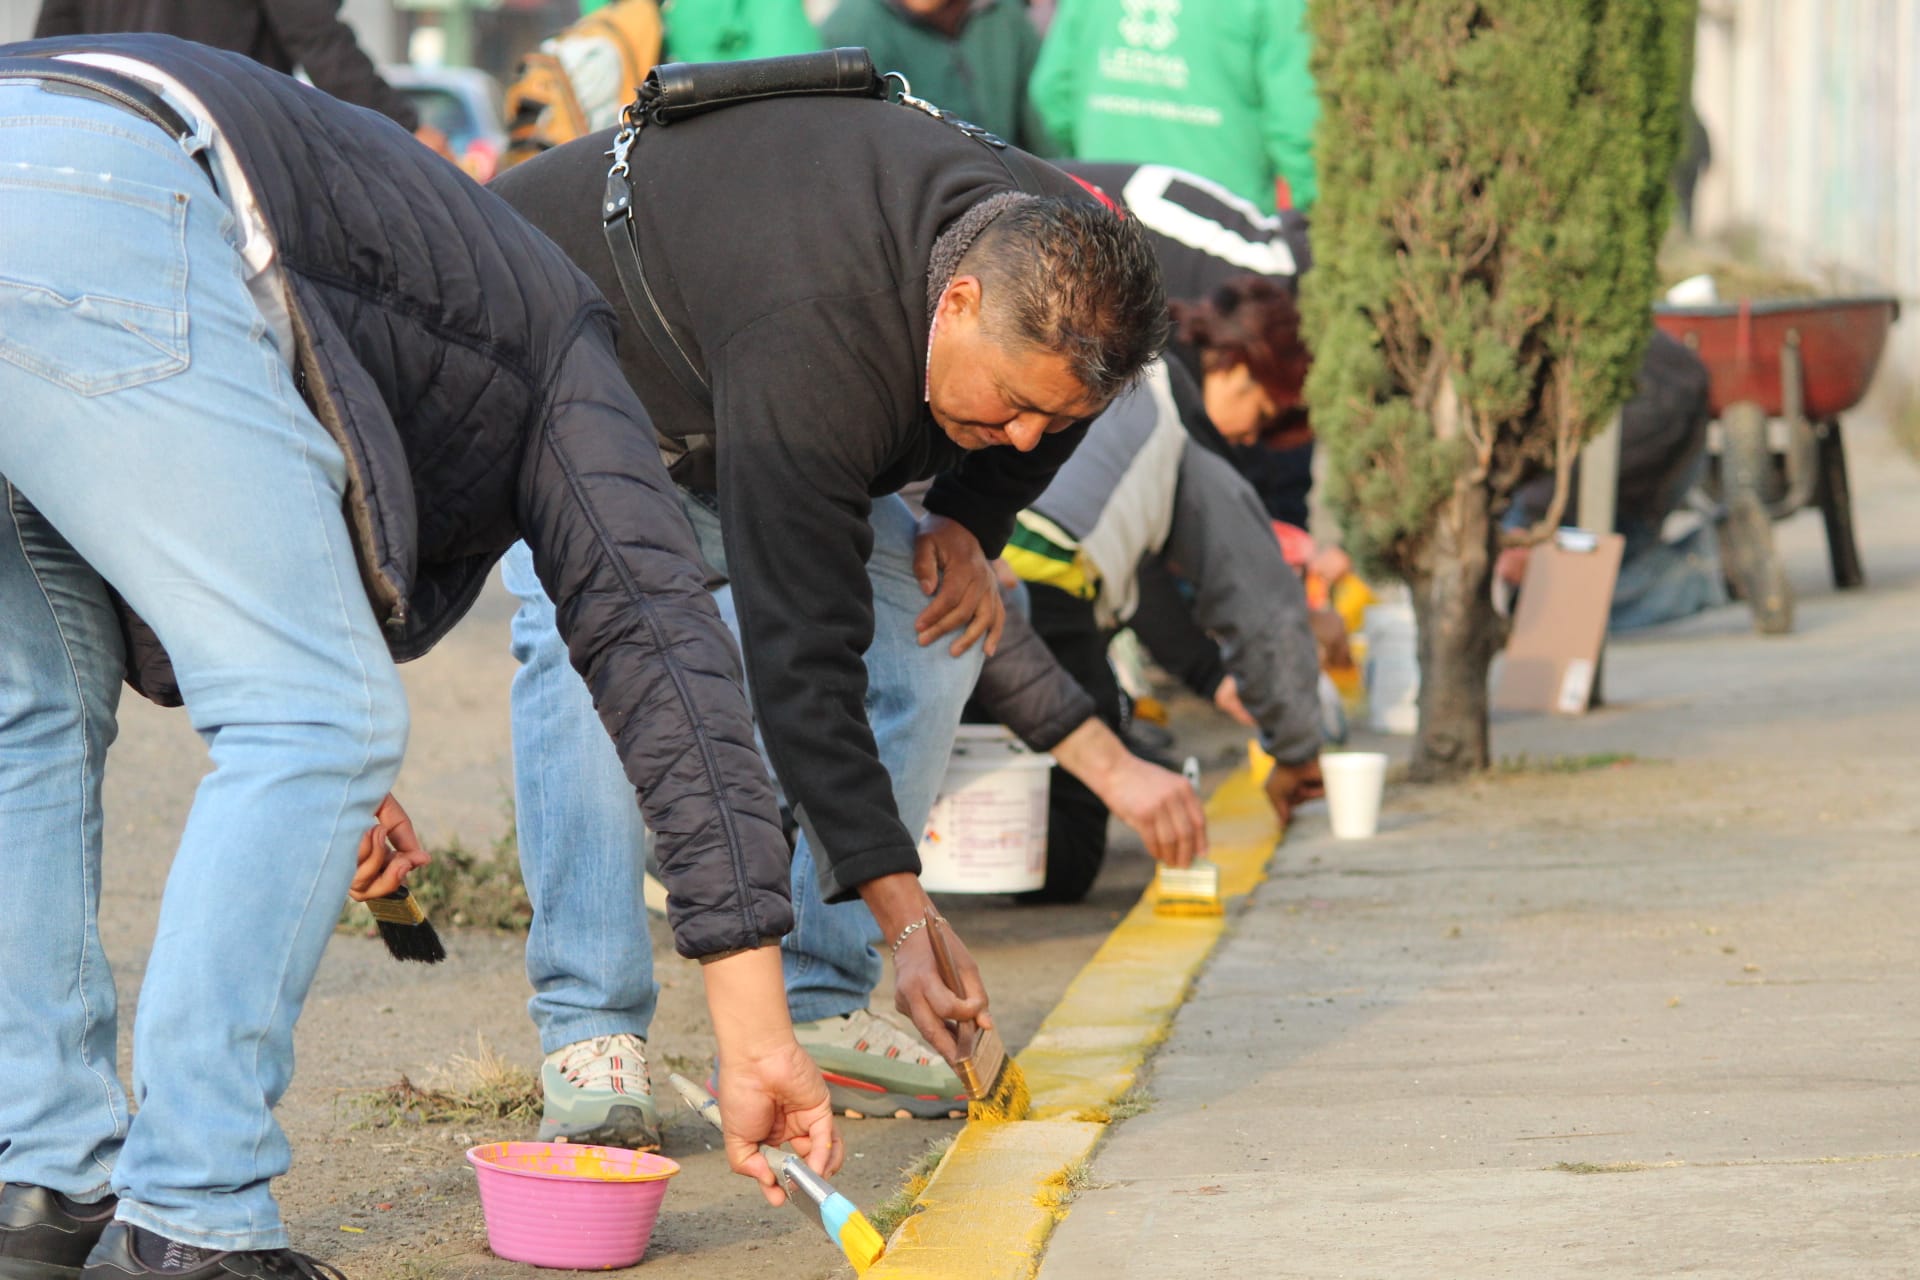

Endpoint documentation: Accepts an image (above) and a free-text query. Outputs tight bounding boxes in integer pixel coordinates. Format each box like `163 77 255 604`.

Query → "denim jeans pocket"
0 169 190 396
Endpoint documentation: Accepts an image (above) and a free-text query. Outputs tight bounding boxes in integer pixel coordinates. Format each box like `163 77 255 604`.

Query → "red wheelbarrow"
1652 294 1899 633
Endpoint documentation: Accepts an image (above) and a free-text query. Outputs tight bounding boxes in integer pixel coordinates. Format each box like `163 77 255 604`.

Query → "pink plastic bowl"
466 1141 679 1270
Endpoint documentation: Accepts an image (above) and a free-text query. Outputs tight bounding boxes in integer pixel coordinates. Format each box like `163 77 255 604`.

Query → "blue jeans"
0 91 408 1250
505 493 980 1040
1607 515 1728 632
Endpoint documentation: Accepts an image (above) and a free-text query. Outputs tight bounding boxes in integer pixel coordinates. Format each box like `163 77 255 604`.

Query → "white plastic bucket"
917 726 1055 894
1363 602 1420 736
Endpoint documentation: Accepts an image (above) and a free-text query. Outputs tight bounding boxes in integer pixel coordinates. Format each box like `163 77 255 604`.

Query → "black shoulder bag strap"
599 49 1054 413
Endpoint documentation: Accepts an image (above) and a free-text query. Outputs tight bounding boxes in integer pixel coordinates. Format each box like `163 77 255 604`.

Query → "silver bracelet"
889 915 945 958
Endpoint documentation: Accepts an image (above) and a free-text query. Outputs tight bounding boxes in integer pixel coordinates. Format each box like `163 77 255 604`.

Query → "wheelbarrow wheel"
1815 420 1866 590
1721 402 1795 635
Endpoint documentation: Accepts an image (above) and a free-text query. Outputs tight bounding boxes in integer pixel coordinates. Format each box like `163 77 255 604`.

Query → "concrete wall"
1691 0 1918 414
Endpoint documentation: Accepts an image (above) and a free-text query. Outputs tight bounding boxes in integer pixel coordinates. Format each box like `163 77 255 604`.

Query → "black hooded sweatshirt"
490 99 1095 901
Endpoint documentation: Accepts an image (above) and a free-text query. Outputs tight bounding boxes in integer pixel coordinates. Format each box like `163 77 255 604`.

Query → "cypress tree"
1303 0 1695 778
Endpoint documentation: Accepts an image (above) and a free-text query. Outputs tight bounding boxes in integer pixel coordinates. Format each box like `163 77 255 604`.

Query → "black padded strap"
640 48 881 125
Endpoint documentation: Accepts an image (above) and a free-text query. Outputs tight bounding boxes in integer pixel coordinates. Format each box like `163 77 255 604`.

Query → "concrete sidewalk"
1039 421 1920 1278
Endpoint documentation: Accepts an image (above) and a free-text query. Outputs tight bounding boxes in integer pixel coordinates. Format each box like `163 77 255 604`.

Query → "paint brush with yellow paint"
1154 757 1223 916
667 1073 887 1274
924 915 1031 1121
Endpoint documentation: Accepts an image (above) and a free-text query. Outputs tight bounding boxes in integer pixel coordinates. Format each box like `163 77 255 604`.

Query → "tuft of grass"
340 808 531 935
868 1137 954 1239
1492 752 1640 776
1075 1084 1155 1125
1553 1160 1650 1175
1034 1159 1098 1220
350 1037 541 1130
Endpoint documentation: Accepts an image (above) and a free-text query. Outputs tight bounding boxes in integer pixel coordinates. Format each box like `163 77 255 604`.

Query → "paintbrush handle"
923 914 967 1018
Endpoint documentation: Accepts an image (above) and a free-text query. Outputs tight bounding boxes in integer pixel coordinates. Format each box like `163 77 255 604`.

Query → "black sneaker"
82 1224 344 1279
0 1183 119 1280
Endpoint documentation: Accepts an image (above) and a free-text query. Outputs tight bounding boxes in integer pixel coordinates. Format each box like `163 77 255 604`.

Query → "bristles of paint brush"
364 886 447 964
967 1051 1031 1123
838 1213 887 1273
1152 898 1225 918
923 915 1031 1121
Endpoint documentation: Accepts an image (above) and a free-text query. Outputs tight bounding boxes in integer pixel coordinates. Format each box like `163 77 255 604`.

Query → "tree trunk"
1405 479 1498 780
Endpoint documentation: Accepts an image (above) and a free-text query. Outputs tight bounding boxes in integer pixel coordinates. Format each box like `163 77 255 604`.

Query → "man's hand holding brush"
701 947 842 1206
349 793 430 901
863 872 990 1064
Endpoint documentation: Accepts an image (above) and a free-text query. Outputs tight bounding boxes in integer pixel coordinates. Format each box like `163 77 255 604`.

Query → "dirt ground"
91 578 1247 1280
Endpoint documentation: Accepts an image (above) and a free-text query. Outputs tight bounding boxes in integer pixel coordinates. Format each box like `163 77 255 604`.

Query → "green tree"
1303 0 1694 778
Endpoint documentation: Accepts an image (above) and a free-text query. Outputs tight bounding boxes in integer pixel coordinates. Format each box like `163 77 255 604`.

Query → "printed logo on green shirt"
1118 0 1181 51
1104 0 1189 91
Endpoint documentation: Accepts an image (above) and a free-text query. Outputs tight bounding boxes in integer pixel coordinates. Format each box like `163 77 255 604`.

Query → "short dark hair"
1170 275 1311 410
959 197 1170 403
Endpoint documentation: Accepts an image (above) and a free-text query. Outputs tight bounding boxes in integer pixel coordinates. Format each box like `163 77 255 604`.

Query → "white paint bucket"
1363 602 1420 735
917 726 1055 894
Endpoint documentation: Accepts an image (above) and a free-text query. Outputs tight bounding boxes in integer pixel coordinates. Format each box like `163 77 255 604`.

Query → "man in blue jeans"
505 494 985 1132
0 35 839 1278
489 96 1169 1138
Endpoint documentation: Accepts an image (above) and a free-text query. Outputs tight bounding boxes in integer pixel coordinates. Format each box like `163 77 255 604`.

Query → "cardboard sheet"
1493 529 1625 715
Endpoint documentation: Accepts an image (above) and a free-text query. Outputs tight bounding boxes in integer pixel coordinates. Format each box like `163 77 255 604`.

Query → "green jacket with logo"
1029 0 1317 213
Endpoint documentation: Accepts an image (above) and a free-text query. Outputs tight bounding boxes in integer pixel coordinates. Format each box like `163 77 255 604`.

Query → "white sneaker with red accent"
538 1033 662 1149
791 1008 968 1119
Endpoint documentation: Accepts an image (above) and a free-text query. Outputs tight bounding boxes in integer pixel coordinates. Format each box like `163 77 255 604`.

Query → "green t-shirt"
660 0 822 62
1029 0 1318 212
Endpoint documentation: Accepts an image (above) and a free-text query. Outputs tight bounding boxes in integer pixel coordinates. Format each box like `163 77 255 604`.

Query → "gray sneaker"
538 1033 662 1150
792 1008 969 1120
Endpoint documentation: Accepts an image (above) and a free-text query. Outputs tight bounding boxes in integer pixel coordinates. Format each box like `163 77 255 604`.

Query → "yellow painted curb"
866 1119 1104 1279
866 763 1281 1278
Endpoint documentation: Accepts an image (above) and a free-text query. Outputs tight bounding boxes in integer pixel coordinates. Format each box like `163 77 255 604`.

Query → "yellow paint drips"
480 1143 676 1183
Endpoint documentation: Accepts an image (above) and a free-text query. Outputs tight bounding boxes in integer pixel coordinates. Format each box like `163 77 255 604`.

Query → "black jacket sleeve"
262 0 419 128
710 301 920 902
971 594 1098 751
922 419 1090 557
32 2 84 36
518 321 793 958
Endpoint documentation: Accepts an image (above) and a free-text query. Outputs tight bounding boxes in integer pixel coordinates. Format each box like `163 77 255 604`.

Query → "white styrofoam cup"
1321 751 1389 839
